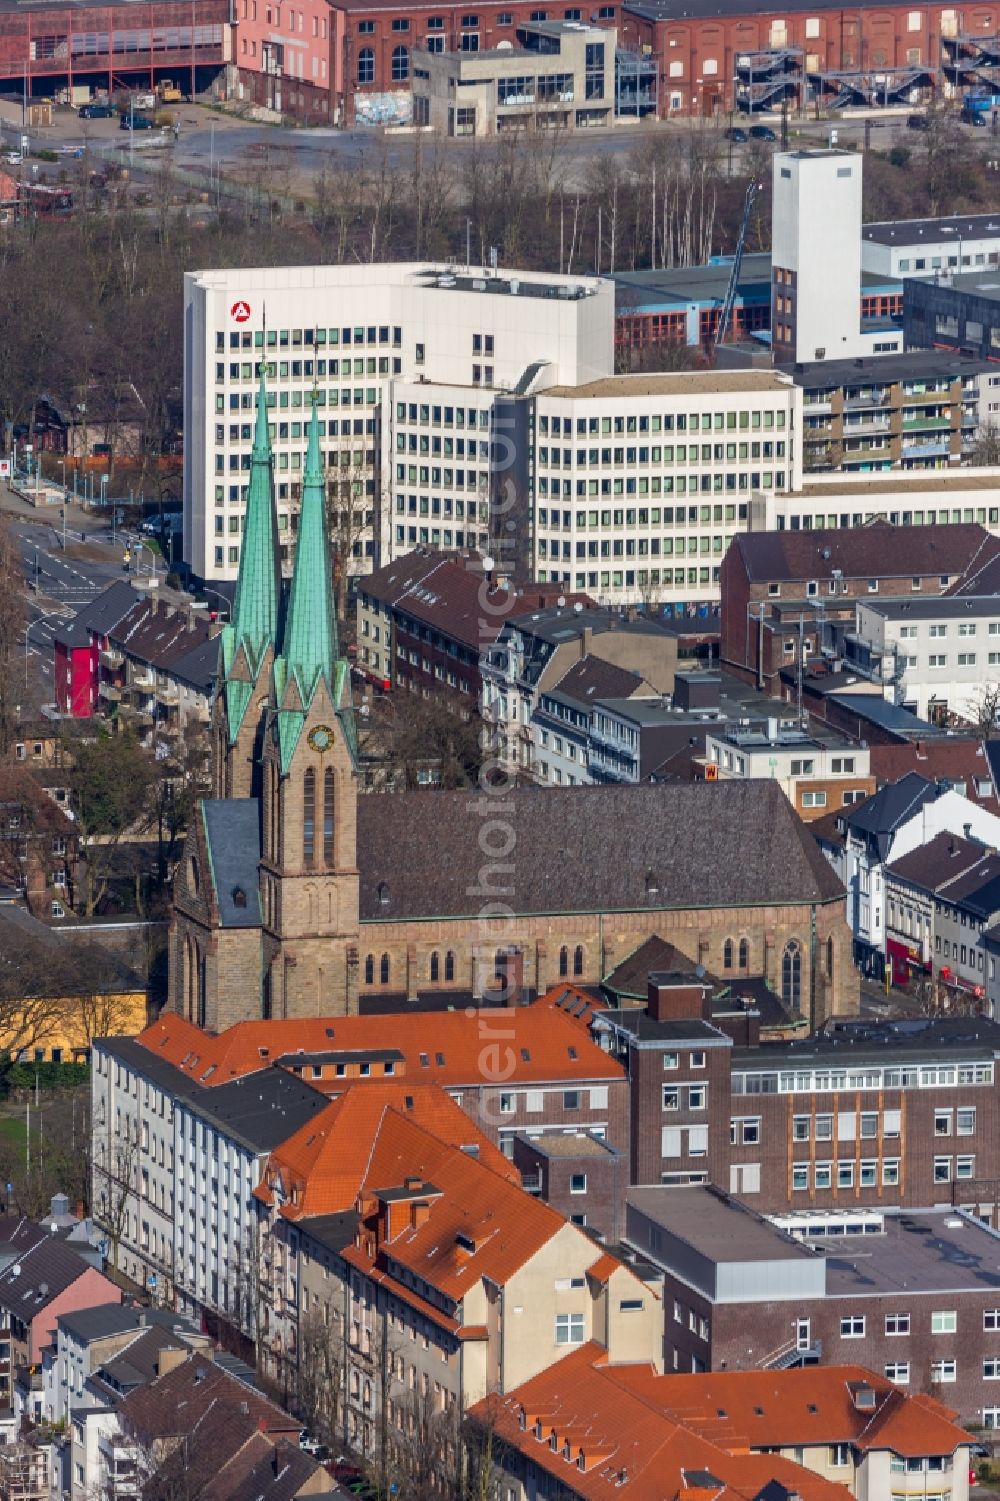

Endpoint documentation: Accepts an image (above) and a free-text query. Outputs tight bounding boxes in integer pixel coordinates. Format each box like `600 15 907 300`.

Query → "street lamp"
200 583 231 621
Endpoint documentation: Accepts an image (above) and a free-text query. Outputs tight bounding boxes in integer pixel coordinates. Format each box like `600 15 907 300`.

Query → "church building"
168 369 856 1031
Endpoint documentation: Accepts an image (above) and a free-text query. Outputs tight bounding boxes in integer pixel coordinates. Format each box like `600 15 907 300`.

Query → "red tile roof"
138 1008 623 1090
473 1348 969 1501
869 739 999 811
261 1083 515 1218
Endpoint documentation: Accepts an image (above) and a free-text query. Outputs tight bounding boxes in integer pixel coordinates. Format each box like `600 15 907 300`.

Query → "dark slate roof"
546 655 646 706
731 523 995 585
0 1234 108 1318
58 1306 186 1344
98 1037 327 1153
299 1210 361 1255
863 213 1000 248
75 581 139 638
120 1356 297 1447
887 831 986 893
169 635 220 694
356 780 844 921
837 772 937 859
208 1437 322 1501
201 800 262 928
54 613 93 650
603 936 697 998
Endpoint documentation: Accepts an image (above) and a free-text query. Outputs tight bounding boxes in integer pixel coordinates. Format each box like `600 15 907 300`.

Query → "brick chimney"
647 972 712 1023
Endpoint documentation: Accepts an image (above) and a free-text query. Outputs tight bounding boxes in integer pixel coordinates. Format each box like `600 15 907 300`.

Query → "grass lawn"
0 1116 27 1147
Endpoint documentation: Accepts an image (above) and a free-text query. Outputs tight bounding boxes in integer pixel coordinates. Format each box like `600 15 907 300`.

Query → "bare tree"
0 516 25 761
961 683 1000 736
970 422 1000 467
297 1306 345 1448
91 1113 140 1271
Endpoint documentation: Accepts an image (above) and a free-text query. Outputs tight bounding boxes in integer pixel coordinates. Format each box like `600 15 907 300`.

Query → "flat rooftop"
795 467 1000 495
809 1211 1000 1297
613 254 772 309
543 371 792 399
597 1009 730 1046
628 1185 814 1265
787 350 990 387
860 595 1000 621
863 212 1000 248
735 1015 1000 1070
524 1132 618 1159
937 270 1000 304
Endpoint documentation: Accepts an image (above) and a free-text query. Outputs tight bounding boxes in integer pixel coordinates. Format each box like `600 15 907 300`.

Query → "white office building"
183 262 614 583
861 213 1000 282
852 596 1000 724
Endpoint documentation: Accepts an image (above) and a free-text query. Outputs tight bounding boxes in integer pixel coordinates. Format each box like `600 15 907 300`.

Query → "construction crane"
714 179 763 356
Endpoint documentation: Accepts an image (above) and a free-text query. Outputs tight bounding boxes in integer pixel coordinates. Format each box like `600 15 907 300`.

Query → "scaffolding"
734 48 803 113
615 48 658 117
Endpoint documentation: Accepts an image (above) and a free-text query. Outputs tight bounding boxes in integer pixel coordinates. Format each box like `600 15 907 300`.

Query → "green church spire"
274 395 348 772
220 361 282 741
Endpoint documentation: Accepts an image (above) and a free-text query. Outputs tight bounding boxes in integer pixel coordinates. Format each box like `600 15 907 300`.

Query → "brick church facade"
169 369 858 1032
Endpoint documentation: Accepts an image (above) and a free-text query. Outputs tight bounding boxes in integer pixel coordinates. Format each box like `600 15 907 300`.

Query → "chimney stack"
647 972 712 1024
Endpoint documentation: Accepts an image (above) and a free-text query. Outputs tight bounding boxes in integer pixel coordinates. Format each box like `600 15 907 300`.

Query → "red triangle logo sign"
231 300 252 323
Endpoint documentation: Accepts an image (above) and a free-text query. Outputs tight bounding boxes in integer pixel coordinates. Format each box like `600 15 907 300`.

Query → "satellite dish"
574 602 584 613
11 1264 21 1278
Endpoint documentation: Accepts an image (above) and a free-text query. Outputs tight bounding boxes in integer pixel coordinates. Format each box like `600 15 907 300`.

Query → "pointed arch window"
723 939 734 971
738 937 749 970
573 945 584 977
303 768 316 867
365 954 374 986
380 953 391 985
430 952 440 983
445 951 455 982
323 767 335 866
782 941 802 1012
559 946 569 978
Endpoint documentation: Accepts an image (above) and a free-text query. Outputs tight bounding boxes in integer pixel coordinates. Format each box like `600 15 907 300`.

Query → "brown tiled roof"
356 780 845 920
109 599 216 686
548 655 647 703
869 738 998 809
603 936 700 996
0 768 74 834
203 1437 327 1501
887 830 986 892
119 1354 298 1449
733 522 994 585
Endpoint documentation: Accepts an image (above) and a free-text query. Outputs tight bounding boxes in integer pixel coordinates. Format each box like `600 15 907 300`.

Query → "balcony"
99 647 123 668
902 415 951 431
842 417 892 436
154 682 179 705
98 681 121 703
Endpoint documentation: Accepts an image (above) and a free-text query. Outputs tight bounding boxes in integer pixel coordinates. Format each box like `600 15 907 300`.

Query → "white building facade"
183 262 614 583
771 149 865 364
854 596 1000 724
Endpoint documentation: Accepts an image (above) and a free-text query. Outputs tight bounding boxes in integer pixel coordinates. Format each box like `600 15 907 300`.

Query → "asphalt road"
3 95 998 195
2 485 160 699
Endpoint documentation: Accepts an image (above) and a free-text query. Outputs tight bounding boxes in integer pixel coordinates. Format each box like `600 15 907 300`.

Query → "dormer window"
232 886 247 909
377 881 390 907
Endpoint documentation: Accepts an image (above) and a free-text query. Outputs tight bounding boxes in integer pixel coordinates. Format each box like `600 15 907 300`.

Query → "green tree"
67 730 157 916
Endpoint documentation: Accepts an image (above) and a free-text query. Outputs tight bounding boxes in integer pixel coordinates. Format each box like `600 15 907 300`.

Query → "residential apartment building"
478 1345 972 1501
55 580 219 749
354 547 583 698
124 1005 630 1162
886 832 1000 1000
627 1186 1000 1426
254 1088 660 1464
91 1034 329 1322
480 605 679 778
795 352 990 474
411 19 617 133
0 1232 121 1408
183 262 613 584
703 719 874 820
851 596 1000 725
814 773 1000 976
720 521 999 691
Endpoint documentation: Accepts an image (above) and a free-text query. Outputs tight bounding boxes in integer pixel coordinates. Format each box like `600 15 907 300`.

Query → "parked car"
79 102 113 119
119 112 155 130
2 151 22 165
907 113 930 130
725 125 749 142
962 109 988 125
749 124 777 140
